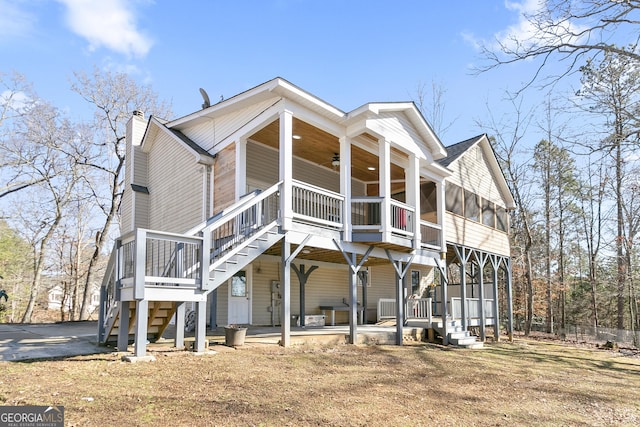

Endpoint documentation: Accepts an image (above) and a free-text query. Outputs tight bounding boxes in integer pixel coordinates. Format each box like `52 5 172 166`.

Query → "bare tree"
412 79 458 138
480 96 537 334
2 101 90 322
70 67 171 320
477 0 640 89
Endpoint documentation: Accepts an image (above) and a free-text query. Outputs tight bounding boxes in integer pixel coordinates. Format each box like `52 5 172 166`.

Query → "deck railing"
292 180 344 229
420 220 442 250
377 298 433 323
390 200 415 237
451 297 495 320
351 197 382 231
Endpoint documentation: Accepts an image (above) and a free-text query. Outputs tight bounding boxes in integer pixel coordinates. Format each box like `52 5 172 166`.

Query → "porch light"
331 153 340 169
367 166 376 171
292 134 302 140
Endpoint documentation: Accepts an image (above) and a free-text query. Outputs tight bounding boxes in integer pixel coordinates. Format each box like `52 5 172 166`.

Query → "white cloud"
57 0 153 58
0 0 37 41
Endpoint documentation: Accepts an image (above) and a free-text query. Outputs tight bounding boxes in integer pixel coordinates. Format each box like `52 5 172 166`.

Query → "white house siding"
448 144 505 207
121 115 149 235
445 213 510 256
368 113 428 161
183 97 281 152
147 132 204 233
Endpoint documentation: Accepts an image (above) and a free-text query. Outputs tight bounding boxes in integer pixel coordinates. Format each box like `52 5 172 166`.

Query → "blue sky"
0 0 562 145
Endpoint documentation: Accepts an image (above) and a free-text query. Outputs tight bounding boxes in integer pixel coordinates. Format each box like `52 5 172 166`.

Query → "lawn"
1 338 639 426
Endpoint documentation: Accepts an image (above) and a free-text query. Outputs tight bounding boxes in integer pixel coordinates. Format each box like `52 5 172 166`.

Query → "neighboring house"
98 77 515 357
48 285 100 315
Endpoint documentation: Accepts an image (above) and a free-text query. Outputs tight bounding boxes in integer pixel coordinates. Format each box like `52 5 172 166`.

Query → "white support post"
194 300 207 353
408 154 420 248
340 136 352 241
280 236 291 347
437 181 446 252
236 138 247 199
175 302 185 349
133 228 146 300
279 110 294 231
134 299 149 357
379 139 391 240
348 253 358 344
490 255 501 342
475 251 488 342
505 257 514 342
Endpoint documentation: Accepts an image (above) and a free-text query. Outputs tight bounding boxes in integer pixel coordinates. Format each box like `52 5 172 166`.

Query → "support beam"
334 240 374 344
134 299 149 357
436 256 449 345
279 110 294 231
117 301 130 351
194 300 207 352
489 255 501 342
453 245 473 331
385 249 415 346
291 264 319 327
474 251 489 342
504 257 514 342
175 302 185 349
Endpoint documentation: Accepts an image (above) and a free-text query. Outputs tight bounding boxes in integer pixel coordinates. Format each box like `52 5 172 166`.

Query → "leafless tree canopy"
478 0 640 88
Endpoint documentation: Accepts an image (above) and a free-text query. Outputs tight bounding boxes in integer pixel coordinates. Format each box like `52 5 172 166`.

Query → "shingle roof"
168 128 214 158
437 134 484 167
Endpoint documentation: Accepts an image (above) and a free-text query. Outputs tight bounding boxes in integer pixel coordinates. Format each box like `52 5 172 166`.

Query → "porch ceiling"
262 242 413 266
250 119 405 184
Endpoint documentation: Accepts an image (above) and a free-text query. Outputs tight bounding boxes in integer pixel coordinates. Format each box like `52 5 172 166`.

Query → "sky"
0 0 571 146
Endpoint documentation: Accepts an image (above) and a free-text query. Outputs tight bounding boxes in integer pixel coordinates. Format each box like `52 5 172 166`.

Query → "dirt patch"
1 339 639 426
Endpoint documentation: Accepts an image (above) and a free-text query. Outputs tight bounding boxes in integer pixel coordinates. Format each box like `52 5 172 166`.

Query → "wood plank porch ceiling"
250 118 405 183
262 241 413 266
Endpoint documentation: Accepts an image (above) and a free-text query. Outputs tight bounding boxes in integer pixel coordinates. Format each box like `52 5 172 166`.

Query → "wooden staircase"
103 301 176 344
435 319 484 349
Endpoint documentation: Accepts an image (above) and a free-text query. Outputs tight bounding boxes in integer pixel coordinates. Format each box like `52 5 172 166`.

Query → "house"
98 77 515 357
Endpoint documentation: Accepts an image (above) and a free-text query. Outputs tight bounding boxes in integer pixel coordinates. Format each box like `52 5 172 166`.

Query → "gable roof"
440 134 516 209
141 116 215 165
437 134 484 168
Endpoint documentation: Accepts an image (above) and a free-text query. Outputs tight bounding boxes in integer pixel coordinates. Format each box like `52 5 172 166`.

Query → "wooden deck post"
504 257 514 342
291 264 318 327
474 251 489 342
385 250 414 346
134 299 149 357
175 302 185 349
490 255 501 342
117 300 130 351
194 300 207 352
280 236 291 347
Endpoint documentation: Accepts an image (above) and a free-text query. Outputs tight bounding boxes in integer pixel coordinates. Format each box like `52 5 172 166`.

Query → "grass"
1 338 639 426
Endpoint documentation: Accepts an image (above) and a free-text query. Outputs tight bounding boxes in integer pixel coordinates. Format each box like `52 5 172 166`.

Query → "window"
496 205 508 232
445 183 463 216
231 271 247 297
420 182 437 215
411 270 420 295
482 198 495 227
464 190 480 222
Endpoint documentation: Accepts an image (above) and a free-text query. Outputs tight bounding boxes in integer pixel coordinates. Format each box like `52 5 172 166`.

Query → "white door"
228 270 251 325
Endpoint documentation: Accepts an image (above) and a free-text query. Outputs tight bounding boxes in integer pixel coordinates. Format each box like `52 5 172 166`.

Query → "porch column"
235 137 248 199
175 302 185 349
379 139 391 241
348 252 359 343
117 300 130 351
280 236 291 346
279 109 294 231
386 249 414 346
407 154 421 249
437 182 446 253
490 255 501 342
291 264 318 327
134 299 149 357
437 256 449 345
474 251 489 342
194 300 207 353
504 257 514 342
453 245 472 331
340 136 352 242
